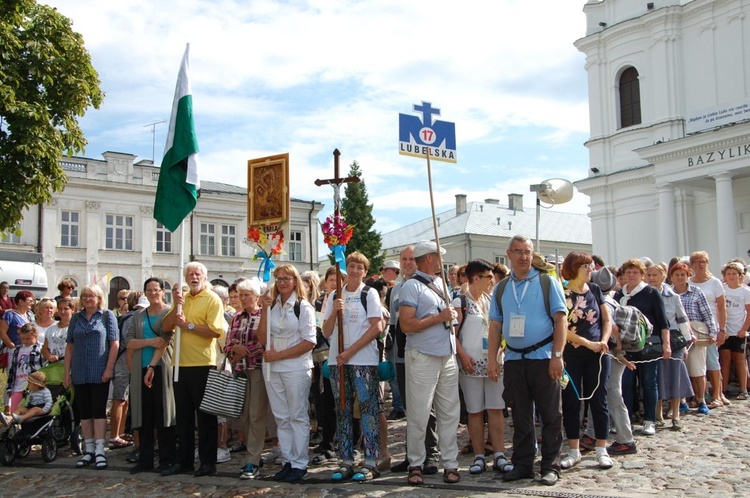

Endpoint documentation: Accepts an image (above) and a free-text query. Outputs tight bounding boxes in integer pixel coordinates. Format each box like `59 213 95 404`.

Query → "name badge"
509 313 526 338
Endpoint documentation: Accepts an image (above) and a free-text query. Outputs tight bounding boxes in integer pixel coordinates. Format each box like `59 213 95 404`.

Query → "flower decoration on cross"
246 223 285 281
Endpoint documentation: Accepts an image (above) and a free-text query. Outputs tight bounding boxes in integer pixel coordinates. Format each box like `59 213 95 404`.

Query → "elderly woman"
645 264 694 431
125 278 175 474
614 258 670 437
34 297 56 350
0 290 35 355
669 263 717 415
560 252 612 470
63 284 119 470
719 262 750 400
453 259 509 475
689 251 728 408
258 264 316 484
225 277 268 480
323 252 383 483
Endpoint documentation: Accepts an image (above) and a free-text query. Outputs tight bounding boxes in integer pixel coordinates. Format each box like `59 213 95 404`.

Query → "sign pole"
425 148 455 335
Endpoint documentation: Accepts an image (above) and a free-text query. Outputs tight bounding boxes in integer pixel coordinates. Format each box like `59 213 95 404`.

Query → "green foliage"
0 0 104 231
339 161 384 274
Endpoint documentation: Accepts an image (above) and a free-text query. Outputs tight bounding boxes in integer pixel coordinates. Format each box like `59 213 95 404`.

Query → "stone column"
712 172 737 266
657 183 678 262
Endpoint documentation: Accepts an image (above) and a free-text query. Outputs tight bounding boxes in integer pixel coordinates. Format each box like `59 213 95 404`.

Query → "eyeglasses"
81 294 96 299
276 277 294 283
64 285 75 290
510 250 533 256
144 288 163 294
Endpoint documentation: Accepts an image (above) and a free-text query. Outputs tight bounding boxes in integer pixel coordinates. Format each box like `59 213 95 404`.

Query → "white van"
0 260 49 298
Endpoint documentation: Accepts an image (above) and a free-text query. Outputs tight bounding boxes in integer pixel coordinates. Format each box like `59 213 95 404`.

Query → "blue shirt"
489 268 566 361
67 309 119 384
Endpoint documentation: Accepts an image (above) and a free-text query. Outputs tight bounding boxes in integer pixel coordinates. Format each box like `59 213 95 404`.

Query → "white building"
574 0 750 273
0 151 323 308
380 194 592 269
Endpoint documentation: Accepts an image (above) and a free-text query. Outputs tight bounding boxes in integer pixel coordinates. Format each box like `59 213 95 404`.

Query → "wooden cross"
315 149 360 409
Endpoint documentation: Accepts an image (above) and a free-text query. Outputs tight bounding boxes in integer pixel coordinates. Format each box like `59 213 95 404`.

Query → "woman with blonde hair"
689 251 728 408
64 284 119 470
719 262 750 400
258 264 316 483
34 297 56 346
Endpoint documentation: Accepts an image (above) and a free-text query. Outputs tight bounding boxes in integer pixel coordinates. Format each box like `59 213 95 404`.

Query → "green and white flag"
154 43 200 232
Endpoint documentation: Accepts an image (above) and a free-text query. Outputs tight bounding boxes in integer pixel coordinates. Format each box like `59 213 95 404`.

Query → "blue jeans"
639 360 660 422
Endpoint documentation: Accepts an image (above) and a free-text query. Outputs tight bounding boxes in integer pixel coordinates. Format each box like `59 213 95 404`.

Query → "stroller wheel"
42 438 57 463
50 418 69 443
16 442 31 459
0 439 17 466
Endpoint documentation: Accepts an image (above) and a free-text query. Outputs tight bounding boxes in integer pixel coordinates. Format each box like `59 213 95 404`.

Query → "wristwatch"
553 351 563 358
188 322 195 330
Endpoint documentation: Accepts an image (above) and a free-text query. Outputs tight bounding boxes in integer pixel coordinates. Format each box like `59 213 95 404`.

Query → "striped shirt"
225 309 263 372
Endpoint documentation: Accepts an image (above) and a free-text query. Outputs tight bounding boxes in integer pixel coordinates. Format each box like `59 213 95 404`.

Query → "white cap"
413 240 446 258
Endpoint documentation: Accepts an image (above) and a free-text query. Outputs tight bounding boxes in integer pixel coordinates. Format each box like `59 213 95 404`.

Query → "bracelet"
146 365 155 370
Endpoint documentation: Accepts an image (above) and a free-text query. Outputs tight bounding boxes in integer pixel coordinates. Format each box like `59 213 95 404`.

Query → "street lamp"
529 178 574 251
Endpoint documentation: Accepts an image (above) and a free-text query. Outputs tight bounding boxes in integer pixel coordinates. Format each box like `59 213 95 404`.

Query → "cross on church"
314 149 360 410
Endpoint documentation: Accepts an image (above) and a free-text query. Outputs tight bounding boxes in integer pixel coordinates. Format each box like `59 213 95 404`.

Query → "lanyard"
511 278 531 311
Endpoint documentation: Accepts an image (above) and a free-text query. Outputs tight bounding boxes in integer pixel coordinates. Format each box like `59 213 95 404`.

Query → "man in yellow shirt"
161 262 225 477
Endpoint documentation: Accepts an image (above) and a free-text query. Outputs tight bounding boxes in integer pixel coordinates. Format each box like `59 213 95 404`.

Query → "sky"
43 0 593 239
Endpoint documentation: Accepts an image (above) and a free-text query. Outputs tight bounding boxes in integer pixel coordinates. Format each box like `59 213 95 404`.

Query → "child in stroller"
0 364 80 465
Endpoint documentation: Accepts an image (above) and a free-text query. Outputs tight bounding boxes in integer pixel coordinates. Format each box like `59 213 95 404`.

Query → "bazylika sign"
399 101 457 163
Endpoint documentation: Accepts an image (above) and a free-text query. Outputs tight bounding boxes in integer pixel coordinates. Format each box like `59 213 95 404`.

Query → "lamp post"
529 178 574 252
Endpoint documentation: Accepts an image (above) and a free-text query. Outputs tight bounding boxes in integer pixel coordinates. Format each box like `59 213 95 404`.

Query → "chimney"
485 198 499 204
508 193 524 212
455 194 467 215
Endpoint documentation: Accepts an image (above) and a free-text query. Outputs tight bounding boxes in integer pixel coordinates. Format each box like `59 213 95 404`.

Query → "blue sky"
44 0 593 236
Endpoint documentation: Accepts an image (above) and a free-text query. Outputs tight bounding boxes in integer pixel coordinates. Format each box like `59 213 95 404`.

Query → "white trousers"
264 369 312 469
405 349 460 469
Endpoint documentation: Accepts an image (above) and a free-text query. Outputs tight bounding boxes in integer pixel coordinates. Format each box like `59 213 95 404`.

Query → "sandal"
76 452 94 468
469 456 486 475
331 465 354 482
460 443 473 455
707 399 723 409
109 437 132 449
597 453 613 469
407 466 423 486
494 453 512 473
311 449 335 466
119 433 134 442
560 453 581 470
737 392 749 400
94 453 108 470
352 466 380 482
443 468 460 484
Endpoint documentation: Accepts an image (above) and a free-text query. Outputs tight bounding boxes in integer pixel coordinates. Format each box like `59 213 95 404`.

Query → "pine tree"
338 161 384 274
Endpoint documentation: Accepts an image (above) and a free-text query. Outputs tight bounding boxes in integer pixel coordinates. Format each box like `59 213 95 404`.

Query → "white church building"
574 0 750 273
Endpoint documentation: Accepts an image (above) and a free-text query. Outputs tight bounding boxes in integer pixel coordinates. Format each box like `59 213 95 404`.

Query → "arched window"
108 276 130 311
619 67 641 128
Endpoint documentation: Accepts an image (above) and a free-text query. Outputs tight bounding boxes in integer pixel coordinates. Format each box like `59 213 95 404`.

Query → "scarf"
619 281 647 306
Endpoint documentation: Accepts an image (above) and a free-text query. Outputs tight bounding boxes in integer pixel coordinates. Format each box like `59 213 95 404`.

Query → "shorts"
719 335 747 354
705 343 720 371
111 354 130 400
459 375 505 413
686 343 708 377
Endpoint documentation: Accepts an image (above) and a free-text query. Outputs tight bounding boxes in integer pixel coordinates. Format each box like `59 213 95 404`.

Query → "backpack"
605 297 651 352
494 272 552 319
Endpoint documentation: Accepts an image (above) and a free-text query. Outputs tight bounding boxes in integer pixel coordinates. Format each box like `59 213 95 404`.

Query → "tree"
0 0 104 232
339 161 384 273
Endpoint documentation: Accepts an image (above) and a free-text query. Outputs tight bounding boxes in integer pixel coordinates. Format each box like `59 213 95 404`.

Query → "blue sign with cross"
398 101 457 163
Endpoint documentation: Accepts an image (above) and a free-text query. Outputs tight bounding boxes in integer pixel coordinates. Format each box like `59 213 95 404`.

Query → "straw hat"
27 371 47 389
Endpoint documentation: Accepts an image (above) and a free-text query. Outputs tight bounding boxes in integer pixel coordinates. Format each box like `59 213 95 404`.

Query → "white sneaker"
642 421 656 436
217 447 231 464
0 412 10 427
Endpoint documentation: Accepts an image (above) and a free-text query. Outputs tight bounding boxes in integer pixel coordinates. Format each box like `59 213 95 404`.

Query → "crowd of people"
0 237 748 487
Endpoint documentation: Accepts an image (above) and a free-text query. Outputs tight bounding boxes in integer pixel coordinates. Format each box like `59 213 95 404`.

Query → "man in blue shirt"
488 235 567 486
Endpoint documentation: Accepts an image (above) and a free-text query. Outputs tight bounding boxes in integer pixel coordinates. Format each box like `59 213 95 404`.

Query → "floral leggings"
328 364 381 464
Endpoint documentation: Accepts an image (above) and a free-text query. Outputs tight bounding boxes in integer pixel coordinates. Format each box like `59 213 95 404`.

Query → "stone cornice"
575 166 654 194
636 128 750 162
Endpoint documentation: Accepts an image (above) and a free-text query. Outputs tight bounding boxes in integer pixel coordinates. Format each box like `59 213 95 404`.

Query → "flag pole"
425 148 455 335
173 218 186 382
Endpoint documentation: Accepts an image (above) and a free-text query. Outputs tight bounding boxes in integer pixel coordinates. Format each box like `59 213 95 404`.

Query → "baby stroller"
0 362 81 466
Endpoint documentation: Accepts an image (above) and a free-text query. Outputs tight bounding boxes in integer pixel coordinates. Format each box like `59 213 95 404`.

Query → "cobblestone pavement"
2 393 750 497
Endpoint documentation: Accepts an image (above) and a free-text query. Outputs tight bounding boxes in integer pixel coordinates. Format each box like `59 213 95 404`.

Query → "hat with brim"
590 267 617 293
382 260 400 271
531 253 555 273
27 371 47 389
413 240 446 258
